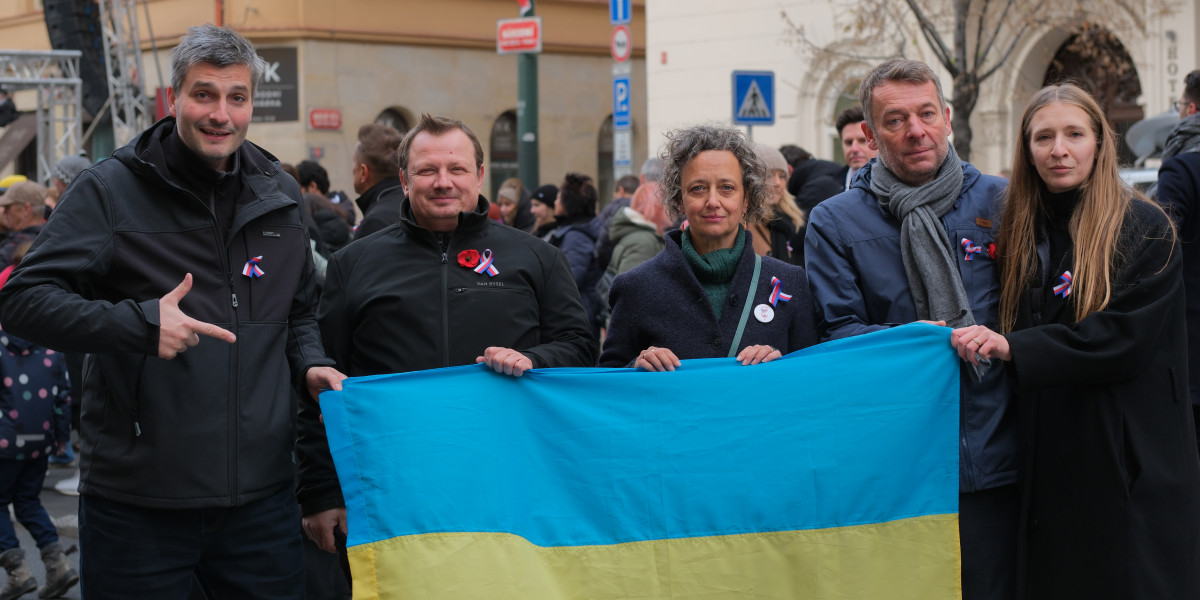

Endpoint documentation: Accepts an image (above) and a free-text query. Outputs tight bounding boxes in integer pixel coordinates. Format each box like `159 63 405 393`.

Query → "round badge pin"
754 303 774 323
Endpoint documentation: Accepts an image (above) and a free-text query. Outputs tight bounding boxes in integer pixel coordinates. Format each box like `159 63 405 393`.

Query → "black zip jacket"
296 195 597 515
352 176 405 241
0 117 333 508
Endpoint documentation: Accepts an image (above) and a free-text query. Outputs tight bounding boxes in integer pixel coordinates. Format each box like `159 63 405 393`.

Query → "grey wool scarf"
870 145 990 378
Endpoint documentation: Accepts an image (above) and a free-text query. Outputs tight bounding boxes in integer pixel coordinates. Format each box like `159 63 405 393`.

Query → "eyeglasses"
1175 99 1194 112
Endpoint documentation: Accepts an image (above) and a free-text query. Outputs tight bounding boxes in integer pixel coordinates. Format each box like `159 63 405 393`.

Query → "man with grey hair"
639 156 664 184
804 58 1016 600
0 180 48 265
0 24 345 597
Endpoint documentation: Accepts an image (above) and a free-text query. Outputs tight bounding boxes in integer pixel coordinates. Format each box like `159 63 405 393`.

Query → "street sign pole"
517 0 539 189
610 0 633 181
732 70 775 142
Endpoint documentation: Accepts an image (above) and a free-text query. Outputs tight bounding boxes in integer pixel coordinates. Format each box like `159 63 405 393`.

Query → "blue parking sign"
613 75 631 129
732 71 775 125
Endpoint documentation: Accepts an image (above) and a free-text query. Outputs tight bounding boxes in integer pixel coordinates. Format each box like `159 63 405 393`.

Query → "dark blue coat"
0 329 70 460
599 229 818 367
804 159 1016 493
1155 151 1200 407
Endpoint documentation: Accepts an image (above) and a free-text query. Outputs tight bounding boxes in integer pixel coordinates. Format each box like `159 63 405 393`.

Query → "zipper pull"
232 293 239 308
134 421 142 437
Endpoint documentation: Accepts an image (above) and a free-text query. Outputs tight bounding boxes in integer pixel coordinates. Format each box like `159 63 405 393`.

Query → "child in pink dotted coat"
0 325 74 596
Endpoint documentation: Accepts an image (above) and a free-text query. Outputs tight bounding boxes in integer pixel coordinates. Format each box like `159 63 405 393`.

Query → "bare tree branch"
972 0 987 72
976 0 1014 71
904 0 958 75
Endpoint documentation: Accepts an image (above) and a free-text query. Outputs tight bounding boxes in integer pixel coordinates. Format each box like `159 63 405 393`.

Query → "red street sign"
497 17 542 54
308 108 342 130
611 25 632 63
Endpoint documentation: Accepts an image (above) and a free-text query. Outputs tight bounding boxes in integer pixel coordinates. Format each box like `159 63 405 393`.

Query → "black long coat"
1005 198 1200 599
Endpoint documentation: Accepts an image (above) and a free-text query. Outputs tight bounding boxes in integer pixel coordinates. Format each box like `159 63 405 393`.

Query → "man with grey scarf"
804 59 1017 600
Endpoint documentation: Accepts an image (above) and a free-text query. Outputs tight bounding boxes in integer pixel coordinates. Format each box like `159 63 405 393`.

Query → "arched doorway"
1043 27 1142 165
375 107 412 137
489 110 519 199
597 115 614 207
829 81 860 166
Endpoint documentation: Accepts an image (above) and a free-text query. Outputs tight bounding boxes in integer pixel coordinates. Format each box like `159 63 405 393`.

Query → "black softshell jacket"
0 117 333 508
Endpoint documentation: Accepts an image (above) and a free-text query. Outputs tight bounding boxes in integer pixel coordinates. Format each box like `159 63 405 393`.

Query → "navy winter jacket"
804 159 1016 493
600 229 818 367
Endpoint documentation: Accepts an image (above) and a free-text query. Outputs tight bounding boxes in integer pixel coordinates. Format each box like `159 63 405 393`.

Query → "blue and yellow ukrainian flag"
322 324 961 599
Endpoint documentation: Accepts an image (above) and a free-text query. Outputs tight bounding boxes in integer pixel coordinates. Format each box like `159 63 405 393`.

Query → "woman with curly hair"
599 124 818 369
951 83 1200 599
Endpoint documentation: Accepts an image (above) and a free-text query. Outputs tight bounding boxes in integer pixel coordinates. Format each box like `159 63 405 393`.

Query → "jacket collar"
113 117 296 230
399 195 491 239
354 176 404 214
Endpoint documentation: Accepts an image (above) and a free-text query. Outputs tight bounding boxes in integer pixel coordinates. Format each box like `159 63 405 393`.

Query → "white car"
1119 167 1158 193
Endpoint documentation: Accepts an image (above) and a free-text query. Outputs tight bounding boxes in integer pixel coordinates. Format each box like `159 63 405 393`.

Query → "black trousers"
960 484 1020 600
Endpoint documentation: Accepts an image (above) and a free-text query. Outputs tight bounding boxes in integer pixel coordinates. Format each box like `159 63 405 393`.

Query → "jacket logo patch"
975 217 992 229
262 231 281 238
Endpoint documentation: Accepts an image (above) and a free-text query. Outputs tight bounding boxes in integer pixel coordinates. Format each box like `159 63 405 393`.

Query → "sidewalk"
17 466 81 600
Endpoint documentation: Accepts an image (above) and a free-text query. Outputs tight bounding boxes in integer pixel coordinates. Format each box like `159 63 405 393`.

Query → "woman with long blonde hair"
951 83 1200 599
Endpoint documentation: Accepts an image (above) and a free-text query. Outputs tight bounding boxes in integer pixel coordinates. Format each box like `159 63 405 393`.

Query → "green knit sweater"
681 227 746 319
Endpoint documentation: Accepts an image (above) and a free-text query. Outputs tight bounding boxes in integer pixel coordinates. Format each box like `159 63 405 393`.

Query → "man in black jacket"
298 114 596 583
350 122 406 240
0 25 344 598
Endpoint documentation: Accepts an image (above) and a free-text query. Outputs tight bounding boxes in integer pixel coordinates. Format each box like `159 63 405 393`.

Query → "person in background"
550 173 603 336
296 160 354 228
804 58 1016 600
0 240 77 599
595 182 669 329
349 123 405 239
0 181 47 267
0 176 25 240
496 177 534 232
593 174 640 271
529 184 558 241
834 106 878 190
750 143 804 264
600 124 817 369
951 83 1200 600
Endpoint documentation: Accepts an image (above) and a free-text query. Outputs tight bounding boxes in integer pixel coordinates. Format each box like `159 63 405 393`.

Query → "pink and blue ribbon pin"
769 276 792 307
242 256 265 278
961 238 982 261
1053 271 1072 297
473 249 499 277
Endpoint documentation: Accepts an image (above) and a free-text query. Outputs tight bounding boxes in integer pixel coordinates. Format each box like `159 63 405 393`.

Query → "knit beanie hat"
753 143 788 174
52 152 91 185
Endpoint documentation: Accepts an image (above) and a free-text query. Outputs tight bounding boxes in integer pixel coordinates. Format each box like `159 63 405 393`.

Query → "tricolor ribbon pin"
961 238 982 261
473 249 499 277
242 256 265 278
769 276 791 307
1053 271 1072 297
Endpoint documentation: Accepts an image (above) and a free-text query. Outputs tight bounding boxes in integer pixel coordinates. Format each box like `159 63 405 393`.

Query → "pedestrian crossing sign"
732 71 775 125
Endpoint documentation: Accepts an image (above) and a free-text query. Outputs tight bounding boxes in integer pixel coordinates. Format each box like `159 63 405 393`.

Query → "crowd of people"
0 22 1195 600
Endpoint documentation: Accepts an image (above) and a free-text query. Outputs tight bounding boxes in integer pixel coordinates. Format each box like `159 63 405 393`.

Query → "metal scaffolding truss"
0 49 83 185
99 0 153 148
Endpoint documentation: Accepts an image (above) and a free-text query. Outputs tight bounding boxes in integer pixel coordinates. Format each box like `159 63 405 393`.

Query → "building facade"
0 0 647 204
646 0 1200 175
